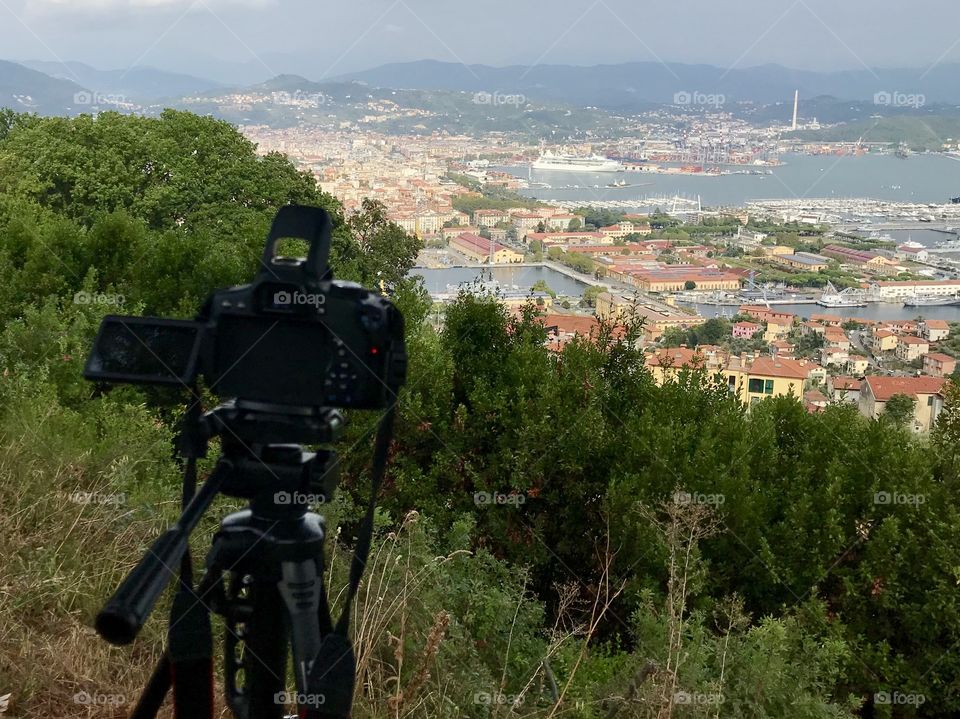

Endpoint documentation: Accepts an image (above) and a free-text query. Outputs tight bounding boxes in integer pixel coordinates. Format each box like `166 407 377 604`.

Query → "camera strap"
305 405 396 719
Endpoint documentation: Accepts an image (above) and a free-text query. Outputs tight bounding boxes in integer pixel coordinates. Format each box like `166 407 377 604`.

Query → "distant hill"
795 115 960 151
21 60 221 102
334 59 960 111
177 75 625 138
0 60 89 114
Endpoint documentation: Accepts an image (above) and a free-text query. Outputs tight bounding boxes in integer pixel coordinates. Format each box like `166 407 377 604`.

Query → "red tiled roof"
746 356 812 380
830 376 862 390
540 314 601 336
451 233 509 254
865 376 946 402
645 347 704 368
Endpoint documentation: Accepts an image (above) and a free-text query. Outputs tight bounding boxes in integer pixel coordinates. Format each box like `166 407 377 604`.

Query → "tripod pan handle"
96 530 189 645
96 465 227 645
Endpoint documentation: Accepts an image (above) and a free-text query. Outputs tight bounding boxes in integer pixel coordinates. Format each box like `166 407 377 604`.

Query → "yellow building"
726 356 816 406
645 347 730 382
772 252 831 272
859 376 946 432
596 293 702 341
763 245 798 257
627 270 742 293
763 319 793 342
645 350 819 407
872 329 899 353
895 335 930 362
450 233 523 264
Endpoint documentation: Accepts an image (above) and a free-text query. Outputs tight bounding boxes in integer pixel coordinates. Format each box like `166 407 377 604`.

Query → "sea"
498 152 960 208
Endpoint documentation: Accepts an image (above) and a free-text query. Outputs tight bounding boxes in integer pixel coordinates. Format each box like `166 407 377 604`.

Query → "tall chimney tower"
791 90 799 131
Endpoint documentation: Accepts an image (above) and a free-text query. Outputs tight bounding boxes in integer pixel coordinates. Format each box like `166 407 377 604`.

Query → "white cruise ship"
532 152 624 173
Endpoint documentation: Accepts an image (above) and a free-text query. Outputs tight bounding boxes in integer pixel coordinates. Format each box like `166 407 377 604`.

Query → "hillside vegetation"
0 109 959 718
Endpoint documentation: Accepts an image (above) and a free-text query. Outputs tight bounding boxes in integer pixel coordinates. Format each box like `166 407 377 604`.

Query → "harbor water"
413 265 589 297
694 302 960 322
500 153 960 208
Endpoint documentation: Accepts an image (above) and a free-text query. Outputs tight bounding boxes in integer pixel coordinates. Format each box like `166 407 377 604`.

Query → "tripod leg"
227 577 289 719
278 559 324 692
129 654 172 719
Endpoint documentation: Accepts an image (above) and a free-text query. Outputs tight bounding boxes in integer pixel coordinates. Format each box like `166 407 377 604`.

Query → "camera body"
84 205 406 410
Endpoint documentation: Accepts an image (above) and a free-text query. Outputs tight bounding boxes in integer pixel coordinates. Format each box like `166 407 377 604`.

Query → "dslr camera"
84 205 406 409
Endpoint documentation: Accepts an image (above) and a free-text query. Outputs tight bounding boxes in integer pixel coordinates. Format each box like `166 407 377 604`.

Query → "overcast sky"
3 0 959 82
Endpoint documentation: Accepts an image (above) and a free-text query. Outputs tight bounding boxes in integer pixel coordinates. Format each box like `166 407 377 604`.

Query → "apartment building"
923 353 957 378
895 335 930 362
859 376 946 432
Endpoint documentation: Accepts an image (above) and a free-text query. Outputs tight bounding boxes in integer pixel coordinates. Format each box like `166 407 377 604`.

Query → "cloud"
24 0 271 12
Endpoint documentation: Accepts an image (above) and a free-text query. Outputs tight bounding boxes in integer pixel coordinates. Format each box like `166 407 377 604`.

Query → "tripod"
96 400 394 719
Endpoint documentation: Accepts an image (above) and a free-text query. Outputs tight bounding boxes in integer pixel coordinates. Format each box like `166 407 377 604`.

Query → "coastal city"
240 114 960 433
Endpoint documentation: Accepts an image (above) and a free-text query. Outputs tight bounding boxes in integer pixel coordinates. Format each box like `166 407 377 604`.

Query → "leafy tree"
796 331 826 355
343 198 423 287
0 110 330 236
684 279 697 290
884 393 916 427
0 108 35 140
581 285 604 307
933 380 960 465
660 325 687 347
531 279 556 298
